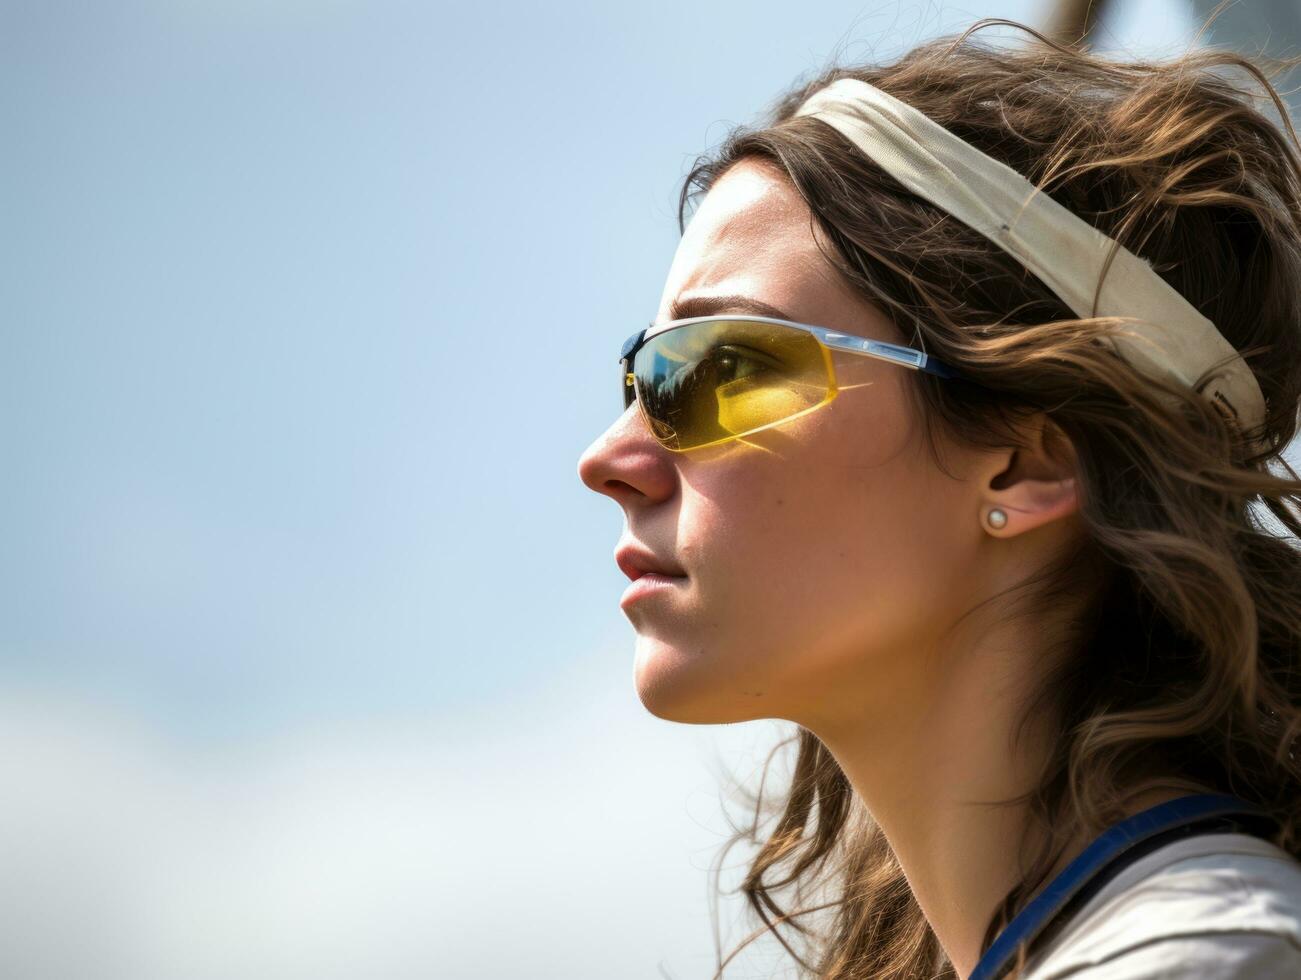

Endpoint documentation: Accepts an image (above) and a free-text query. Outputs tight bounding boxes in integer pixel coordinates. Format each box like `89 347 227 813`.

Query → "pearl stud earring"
986 508 1008 530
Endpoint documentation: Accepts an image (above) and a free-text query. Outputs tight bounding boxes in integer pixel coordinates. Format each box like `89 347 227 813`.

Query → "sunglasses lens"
627 319 834 451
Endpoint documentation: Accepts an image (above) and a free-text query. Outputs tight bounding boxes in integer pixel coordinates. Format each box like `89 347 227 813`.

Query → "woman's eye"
711 344 781 380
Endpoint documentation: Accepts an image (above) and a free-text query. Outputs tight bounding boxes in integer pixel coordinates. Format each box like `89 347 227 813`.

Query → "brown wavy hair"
670 17 1301 980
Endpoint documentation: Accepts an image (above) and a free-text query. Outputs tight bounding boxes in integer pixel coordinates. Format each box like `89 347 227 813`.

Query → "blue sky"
3 1 1296 977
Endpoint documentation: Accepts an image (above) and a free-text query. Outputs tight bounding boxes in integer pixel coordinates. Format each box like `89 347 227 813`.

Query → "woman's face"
577 158 991 734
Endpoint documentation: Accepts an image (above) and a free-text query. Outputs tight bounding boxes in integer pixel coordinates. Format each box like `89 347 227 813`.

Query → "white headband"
793 77 1268 453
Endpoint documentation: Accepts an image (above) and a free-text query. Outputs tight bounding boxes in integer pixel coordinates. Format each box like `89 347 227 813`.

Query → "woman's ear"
978 415 1080 538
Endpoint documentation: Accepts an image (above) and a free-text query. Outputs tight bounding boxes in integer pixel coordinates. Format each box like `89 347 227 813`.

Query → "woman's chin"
632 640 773 724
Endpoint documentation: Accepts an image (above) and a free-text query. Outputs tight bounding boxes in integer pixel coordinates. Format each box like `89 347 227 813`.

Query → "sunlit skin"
577 157 1187 979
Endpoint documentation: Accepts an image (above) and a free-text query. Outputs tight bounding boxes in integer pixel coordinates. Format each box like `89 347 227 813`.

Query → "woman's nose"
577 405 677 507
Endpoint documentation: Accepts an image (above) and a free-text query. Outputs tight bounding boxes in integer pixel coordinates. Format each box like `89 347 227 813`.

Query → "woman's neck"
802 614 1192 979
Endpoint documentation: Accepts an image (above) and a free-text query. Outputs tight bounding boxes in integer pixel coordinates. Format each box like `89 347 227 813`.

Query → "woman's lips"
620 571 687 609
614 544 687 582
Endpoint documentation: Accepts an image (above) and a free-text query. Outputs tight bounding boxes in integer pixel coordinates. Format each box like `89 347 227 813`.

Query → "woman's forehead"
687 161 813 249
657 167 828 320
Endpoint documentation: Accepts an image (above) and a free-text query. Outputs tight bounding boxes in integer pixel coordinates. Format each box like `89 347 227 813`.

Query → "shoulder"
1030 932 1301 979
1022 833 1301 980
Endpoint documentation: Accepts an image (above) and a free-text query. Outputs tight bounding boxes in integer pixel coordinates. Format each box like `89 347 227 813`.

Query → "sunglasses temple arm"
817 330 969 383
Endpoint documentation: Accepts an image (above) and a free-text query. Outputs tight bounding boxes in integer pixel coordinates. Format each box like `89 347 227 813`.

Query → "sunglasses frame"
618 313 967 451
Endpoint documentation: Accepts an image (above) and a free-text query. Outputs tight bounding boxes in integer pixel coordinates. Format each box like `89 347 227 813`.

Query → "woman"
577 19 1301 980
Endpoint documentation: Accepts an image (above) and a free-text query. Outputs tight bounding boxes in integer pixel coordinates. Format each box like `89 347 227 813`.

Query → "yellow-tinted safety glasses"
619 315 965 452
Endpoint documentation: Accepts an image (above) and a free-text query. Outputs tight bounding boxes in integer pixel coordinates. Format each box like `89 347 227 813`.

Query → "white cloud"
0 676 805 980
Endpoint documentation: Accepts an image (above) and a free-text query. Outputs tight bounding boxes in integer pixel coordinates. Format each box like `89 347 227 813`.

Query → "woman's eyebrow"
666 293 796 323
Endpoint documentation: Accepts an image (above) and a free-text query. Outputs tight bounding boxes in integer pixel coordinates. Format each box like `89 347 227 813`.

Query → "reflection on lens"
631 319 835 450
715 376 814 436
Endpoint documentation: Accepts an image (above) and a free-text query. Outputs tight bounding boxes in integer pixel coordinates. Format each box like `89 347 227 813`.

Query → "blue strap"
968 792 1273 980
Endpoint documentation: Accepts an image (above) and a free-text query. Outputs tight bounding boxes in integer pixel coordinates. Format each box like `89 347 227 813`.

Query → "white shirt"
1020 832 1301 978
